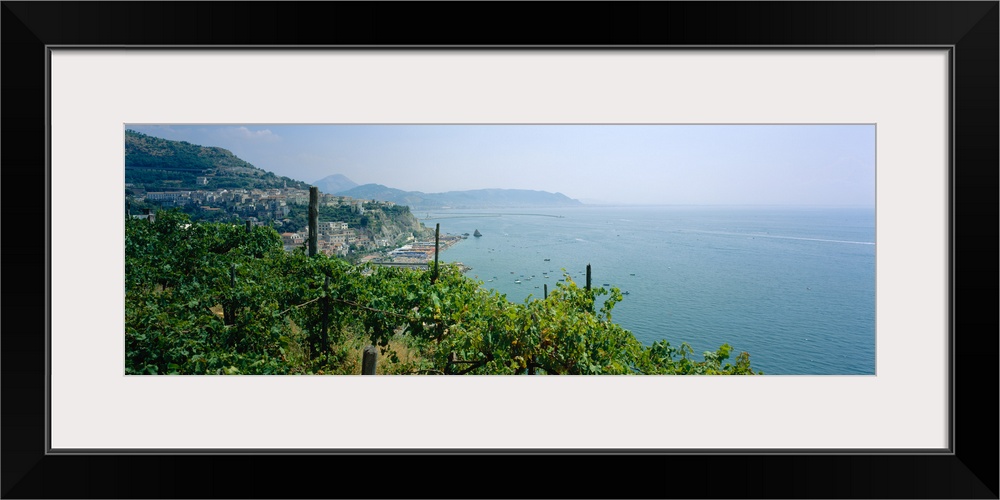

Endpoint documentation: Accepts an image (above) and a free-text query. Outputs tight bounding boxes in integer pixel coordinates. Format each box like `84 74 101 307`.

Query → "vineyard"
125 209 760 375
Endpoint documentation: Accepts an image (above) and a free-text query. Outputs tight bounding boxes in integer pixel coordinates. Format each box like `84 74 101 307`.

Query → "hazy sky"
126 124 875 206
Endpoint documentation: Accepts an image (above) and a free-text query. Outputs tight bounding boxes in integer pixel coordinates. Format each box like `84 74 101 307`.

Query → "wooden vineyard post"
585 263 593 313
321 275 330 353
432 223 440 284
362 345 378 375
308 186 318 257
544 283 548 299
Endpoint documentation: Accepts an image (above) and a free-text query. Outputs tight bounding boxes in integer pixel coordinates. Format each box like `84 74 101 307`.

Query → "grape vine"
125 209 761 375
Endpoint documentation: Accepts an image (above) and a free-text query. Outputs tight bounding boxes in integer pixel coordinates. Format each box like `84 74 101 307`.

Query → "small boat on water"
473 229 482 237
514 280 521 284
544 258 551 261
623 291 630 295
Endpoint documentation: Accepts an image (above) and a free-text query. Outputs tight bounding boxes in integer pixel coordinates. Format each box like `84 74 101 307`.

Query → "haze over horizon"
126 124 876 207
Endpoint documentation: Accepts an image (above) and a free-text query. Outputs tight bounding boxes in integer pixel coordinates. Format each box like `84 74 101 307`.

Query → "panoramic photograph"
124 124 876 375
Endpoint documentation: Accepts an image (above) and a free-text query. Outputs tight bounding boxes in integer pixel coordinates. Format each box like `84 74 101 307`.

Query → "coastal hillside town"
127 184 377 221
123 129 468 267
126 184 444 261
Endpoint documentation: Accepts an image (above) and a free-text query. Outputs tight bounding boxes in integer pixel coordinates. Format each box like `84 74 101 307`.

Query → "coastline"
362 233 470 272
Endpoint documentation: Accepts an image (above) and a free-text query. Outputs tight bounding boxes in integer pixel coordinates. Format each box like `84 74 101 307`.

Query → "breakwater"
419 212 565 220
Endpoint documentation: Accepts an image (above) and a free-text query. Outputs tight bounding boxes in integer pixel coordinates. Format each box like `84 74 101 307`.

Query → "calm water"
424 205 875 375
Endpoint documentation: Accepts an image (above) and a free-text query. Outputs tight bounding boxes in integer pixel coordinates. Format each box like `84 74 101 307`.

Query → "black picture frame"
3 2 996 498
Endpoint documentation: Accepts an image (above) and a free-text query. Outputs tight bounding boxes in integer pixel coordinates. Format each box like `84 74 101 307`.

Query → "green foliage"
124 129 311 191
125 210 760 375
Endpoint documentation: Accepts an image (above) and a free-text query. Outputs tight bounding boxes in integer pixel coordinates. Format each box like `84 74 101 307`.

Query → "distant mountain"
124 129 311 191
313 174 358 195
336 183 584 209
336 184 425 206
124 130 583 209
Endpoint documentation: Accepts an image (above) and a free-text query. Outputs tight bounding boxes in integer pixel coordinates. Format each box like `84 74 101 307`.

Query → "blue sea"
424 205 875 375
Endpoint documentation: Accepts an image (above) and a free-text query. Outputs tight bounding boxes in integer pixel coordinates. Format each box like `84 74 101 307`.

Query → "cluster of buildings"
279 221 393 257
385 241 440 261
128 184 407 258
127 185 380 222
377 235 464 264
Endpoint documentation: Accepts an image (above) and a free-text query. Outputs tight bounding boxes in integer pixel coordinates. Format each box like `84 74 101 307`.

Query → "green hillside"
124 129 311 191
